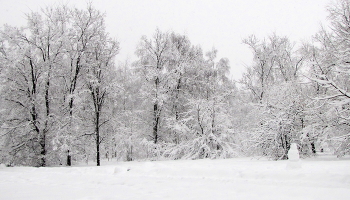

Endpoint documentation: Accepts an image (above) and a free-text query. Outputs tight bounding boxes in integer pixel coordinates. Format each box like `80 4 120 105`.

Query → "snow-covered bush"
163 131 237 160
247 119 292 160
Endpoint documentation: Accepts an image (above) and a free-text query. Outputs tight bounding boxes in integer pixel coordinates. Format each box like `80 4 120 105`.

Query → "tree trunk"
173 77 181 144
66 57 81 166
153 103 159 144
311 142 316 154
29 58 47 166
67 150 71 166
153 76 160 144
41 62 52 167
96 110 100 166
39 132 46 167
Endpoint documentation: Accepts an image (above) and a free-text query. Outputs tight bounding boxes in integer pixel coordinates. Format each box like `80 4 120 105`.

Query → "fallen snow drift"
1 156 350 200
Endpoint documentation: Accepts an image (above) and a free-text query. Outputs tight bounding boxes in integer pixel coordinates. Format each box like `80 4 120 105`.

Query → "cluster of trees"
0 5 119 166
0 0 349 166
240 0 350 159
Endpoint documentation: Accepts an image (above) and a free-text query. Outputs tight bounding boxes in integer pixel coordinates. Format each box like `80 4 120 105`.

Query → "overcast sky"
0 0 331 80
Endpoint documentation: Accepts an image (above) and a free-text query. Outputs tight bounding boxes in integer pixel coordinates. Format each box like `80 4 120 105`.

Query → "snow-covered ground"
1 155 350 200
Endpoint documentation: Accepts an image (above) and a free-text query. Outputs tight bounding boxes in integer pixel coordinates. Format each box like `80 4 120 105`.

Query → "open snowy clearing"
1 156 350 200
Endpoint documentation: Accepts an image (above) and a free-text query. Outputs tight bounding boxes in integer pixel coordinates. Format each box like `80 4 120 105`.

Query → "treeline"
0 0 349 166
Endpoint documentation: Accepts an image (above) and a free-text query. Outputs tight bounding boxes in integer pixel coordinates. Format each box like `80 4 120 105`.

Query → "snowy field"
1 155 350 200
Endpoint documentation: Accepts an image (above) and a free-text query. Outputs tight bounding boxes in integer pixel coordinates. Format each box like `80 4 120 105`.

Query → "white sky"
0 0 331 80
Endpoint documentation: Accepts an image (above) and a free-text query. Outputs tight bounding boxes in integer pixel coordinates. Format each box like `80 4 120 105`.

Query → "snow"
1 156 350 200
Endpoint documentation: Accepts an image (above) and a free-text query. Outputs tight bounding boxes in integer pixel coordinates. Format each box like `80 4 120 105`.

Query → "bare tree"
136 29 171 144
304 0 350 157
62 4 109 165
0 5 68 166
241 34 302 102
84 32 119 166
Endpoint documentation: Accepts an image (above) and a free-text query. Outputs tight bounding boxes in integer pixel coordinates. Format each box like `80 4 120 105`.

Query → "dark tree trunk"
96 110 100 166
153 103 159 144
67 150 71 166
311 142 316 154
39 133 46 167
153 76 160 144
173 77 181 144
41 62 52 167
66 56 81 166
29 58 46 167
